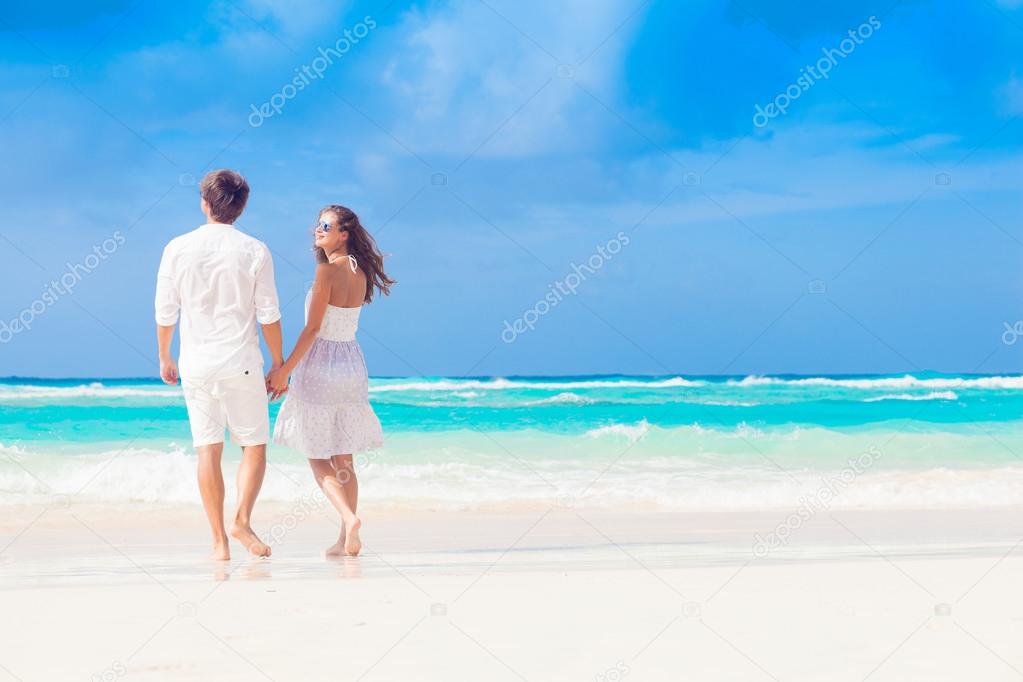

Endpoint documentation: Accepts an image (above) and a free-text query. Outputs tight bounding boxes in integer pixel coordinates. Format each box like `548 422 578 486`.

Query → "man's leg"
184 378 231 561
231 444 271 557
197 443 230 560
222 371 273 558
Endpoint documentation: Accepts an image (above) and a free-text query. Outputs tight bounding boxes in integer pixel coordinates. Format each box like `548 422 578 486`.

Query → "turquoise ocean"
2 374 1022 510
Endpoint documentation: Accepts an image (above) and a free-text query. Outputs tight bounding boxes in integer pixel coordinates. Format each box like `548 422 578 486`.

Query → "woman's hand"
266 367 290 401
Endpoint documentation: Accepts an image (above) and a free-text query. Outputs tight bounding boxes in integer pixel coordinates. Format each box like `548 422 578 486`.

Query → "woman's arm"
267 264 333 397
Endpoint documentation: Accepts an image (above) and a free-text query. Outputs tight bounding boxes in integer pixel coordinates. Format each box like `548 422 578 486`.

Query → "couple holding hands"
155 169 392 560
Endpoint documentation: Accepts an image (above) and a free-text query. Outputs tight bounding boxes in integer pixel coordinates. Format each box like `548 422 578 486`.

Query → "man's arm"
155 244 180 385
254 245 284 376
261 320 284 368
267 263 331 399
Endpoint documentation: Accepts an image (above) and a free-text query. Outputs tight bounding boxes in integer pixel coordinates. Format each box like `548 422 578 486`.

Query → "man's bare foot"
344 517 362 556
230 523 271 557
208 541 230 561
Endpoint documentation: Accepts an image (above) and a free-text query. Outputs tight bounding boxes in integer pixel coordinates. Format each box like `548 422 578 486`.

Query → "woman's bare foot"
208 540 230 561
324 521 348 557
344 516 362 556
230 523 271 557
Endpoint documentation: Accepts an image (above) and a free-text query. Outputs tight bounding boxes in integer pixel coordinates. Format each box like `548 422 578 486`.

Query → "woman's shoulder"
315 259 364 287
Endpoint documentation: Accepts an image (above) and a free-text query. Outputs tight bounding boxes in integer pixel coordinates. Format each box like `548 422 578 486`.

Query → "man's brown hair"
199 169 250 224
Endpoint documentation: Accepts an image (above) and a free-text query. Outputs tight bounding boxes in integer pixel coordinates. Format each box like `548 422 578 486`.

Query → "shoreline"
3 503 1022 583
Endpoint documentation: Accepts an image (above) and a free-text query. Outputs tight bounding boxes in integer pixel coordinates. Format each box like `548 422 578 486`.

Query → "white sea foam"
525 392 596 406
585 419 651 441
732 375 1023 390
0 446 308 504
863 391 958 403
0 384 178 400
369 377 702 393
5 444 1023 511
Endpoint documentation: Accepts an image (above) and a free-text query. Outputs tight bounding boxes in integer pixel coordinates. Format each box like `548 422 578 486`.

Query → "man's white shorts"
182 371 269 447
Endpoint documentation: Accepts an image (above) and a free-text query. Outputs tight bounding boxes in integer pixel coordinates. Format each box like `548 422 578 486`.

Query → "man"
155 169 282 560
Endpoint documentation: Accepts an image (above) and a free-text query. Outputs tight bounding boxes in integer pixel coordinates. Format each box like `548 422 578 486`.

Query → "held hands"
159 358 179 385
266 365 290 401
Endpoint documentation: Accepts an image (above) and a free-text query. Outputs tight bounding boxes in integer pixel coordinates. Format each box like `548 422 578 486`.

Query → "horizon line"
1 370 1021 382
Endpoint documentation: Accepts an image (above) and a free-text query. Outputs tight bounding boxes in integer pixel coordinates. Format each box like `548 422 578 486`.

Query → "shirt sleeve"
254 245 282 325
154 244 180 325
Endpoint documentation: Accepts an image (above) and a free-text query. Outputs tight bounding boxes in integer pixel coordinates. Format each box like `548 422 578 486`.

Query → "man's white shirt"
155 223 280 381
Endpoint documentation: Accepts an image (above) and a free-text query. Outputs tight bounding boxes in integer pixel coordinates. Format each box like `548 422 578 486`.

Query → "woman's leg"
308 459 343 555
329 454 361 556
309 455 362 556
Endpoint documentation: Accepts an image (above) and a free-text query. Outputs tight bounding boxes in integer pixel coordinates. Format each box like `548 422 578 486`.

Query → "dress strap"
329 253 358 273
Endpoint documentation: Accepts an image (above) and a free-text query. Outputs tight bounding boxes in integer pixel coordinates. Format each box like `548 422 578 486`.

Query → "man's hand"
159 357 179 385
266 366 290 401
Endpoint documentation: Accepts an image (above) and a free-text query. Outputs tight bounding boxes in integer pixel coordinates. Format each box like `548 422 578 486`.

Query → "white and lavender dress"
272 288 383 459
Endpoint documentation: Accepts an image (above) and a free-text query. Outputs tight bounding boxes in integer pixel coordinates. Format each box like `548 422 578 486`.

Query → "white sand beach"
2 503 1023 681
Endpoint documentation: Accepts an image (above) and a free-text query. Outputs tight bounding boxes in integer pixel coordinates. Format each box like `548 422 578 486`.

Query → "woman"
268 205 393 557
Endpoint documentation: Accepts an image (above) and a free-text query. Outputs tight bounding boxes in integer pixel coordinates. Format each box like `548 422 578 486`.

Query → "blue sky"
0 0 1022 378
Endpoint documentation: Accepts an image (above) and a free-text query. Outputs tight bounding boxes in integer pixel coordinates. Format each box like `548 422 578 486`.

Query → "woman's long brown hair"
314 204 394 303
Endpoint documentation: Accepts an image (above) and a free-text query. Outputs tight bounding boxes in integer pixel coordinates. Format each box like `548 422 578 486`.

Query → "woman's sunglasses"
315 221 338 233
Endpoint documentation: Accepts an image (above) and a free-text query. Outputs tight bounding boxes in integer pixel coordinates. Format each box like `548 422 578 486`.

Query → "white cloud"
508 121 1023 233
1001 72 1023 114
220 0 353 42
376 0 648 159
